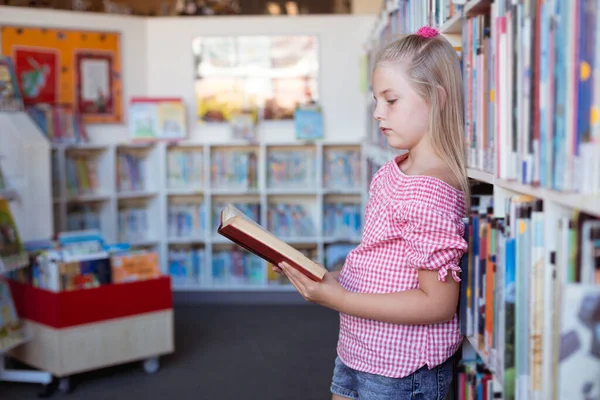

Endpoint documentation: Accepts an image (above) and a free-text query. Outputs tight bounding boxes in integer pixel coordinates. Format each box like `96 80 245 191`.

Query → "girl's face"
371 64 430 150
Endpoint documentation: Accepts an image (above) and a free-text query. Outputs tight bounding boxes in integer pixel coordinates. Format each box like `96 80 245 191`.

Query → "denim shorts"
330 356 455 399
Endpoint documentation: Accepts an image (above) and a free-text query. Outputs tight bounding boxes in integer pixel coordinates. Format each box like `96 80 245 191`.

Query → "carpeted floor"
1 305 340 400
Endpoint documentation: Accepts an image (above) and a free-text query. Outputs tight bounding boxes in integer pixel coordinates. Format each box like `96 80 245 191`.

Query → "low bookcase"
7 276 174 391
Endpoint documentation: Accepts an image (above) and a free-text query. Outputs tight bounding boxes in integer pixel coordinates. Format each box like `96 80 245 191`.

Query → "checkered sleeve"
398 200 468 282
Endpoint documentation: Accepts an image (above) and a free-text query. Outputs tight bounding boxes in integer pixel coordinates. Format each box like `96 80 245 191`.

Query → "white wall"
146 15 375 144
0 6 375 145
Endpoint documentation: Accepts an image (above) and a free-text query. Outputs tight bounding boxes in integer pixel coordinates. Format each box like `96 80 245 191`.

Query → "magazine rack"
0 109 54 394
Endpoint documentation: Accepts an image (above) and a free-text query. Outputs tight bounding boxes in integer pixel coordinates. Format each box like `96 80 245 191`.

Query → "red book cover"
218 223 324 282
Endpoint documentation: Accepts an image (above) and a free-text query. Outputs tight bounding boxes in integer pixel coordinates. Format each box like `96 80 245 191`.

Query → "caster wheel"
58 377 72 393
38 378 58 398
143 357 160 374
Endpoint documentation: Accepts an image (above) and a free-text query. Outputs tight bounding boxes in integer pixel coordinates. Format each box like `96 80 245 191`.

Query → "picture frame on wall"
129 97 188 142
75 52 115 119
1 25 123 124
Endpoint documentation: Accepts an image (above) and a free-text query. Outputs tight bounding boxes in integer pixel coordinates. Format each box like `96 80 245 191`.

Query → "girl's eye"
387 99 397 105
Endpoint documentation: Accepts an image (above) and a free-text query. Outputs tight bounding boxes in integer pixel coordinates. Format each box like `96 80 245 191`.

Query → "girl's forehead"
372 66 409 88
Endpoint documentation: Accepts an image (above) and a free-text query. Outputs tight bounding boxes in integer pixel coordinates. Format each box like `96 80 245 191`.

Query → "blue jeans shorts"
330 356 455 399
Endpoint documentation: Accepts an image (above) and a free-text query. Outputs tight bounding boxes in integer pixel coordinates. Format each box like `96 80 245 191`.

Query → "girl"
275 26 469 400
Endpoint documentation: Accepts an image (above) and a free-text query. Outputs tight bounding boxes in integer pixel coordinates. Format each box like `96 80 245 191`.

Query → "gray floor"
1 305 340 400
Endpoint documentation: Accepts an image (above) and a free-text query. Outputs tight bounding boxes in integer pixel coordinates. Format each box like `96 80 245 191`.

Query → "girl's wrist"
330 287 351 313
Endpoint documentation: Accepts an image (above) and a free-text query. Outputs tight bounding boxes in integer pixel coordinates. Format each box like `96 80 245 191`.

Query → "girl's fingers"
279 262 306 294
271 265 283 274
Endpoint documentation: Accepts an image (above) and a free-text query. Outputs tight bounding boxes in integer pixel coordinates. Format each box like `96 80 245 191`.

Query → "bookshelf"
51 141 365 292
364 0 600 399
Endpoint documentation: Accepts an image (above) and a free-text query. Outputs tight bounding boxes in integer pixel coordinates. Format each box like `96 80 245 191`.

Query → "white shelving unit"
51 140 365 292
0 110 53 388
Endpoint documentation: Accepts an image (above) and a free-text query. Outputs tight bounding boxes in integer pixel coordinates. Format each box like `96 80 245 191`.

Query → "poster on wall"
75 52 114 116
192 35 319 123
0 26 122 124
13 48 58 105
129 97 187 142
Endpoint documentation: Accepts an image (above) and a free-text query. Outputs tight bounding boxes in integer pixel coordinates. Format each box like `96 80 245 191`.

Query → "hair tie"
416 26 439 38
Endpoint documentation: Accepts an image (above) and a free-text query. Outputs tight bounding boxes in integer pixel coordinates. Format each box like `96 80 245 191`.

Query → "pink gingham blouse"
337 154 468 379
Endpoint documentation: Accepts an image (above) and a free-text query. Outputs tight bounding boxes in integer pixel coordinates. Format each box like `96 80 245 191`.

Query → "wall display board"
1 25 122 124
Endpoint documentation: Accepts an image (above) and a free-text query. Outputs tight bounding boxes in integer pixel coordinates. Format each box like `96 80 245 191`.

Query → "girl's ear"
437 86 447 110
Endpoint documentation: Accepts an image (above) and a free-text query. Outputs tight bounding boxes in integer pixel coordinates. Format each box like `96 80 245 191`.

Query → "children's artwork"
129 97 187 141
193 35 319 122
75 52 114 118
230 109 258 142
13 48 58 105
0 56 24 111
1 25 122 124
294 104 323 140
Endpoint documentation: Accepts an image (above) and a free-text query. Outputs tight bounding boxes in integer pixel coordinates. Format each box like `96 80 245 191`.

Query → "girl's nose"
372 104 384 121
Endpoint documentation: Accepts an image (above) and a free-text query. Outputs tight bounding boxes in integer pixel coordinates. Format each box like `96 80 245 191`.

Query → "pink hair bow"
416 26 439 38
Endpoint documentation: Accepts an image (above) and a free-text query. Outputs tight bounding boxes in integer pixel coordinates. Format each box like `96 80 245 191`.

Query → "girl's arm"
337 269 460 325
279 262 459 325
329 269 341 281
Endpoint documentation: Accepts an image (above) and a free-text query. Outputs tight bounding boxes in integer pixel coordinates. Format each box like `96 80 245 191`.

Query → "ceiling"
0 0 352 16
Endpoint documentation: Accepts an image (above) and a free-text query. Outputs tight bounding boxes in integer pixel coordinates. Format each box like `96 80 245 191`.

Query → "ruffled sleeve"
397 200 468 282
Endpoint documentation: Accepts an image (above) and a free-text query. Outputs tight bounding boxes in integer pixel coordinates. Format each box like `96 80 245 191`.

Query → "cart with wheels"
7 276 174 397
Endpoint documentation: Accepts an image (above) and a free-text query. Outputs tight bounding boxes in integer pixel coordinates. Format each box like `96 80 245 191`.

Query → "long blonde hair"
375 32 470 211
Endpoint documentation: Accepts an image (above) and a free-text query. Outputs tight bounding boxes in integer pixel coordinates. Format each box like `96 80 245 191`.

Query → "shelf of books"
364 0 600 399
51 140 365 292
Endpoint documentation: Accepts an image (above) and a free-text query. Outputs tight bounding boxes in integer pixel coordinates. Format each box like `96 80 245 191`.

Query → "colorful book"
217 204 326 281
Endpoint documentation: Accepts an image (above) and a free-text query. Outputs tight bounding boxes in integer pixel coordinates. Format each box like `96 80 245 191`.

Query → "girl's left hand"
277 261 347 310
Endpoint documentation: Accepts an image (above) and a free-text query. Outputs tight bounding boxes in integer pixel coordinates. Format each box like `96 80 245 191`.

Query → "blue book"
294 106 323 140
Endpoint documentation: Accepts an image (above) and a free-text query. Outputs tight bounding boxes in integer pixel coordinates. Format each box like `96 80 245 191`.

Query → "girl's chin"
385 137 407 150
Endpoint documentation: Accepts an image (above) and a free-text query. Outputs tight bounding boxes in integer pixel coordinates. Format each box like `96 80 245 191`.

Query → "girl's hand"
272 264 341 281
278 261 347 311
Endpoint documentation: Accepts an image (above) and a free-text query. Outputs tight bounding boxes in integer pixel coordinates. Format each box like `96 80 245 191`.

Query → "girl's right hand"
271 264 283 275
272 264 342 281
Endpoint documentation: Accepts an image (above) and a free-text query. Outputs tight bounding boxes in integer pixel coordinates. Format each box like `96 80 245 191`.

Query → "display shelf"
439 11 462 34
465 168 600 218
0 110 54 388
467 168 494 184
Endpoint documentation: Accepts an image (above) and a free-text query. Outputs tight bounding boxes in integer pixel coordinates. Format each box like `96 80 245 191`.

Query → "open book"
217 204 327 282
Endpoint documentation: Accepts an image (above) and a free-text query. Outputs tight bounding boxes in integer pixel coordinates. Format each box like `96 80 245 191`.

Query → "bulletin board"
1 25 122 124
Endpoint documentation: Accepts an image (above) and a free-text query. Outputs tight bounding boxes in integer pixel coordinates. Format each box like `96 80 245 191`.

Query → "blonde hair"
375 33 470 212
